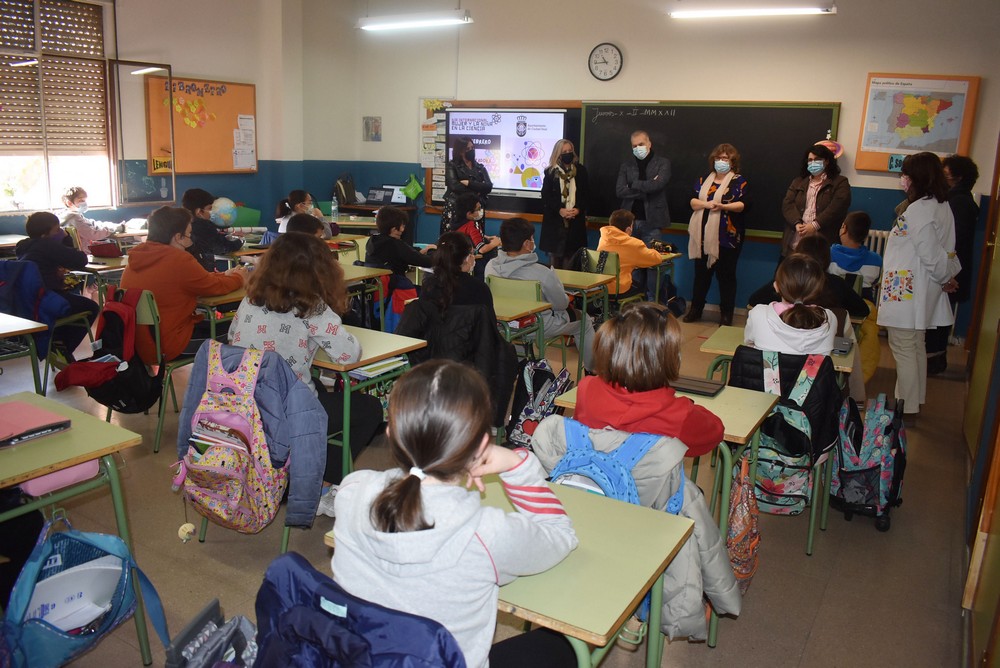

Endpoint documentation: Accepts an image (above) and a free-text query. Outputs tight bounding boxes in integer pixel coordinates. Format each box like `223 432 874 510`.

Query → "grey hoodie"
484 250 573 329
331 452 577 668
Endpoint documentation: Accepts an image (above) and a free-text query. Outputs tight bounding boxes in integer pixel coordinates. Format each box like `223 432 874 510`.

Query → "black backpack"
54 289 163 413
333 173 358 206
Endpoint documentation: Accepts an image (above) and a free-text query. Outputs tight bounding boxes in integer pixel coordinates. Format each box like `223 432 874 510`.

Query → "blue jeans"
631 219 661 300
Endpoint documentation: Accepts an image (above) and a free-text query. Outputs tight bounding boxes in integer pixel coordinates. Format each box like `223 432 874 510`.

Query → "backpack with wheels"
830 393 907 531
54 288 163 414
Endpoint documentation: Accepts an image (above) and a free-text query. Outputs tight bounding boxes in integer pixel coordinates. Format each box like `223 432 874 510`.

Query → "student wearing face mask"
616 130 671 300
780 143 851 260
685 143 750 326
452 193 500 279
442 135 493 235
275 189 333 238
540 139 590 269
58 186 124 252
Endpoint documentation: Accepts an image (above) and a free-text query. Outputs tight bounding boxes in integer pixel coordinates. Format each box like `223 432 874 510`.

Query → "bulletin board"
145 75 258 175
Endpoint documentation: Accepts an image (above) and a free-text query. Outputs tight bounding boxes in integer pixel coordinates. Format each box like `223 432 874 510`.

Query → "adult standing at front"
685 143 750 326
540 139 589 269
616 130 671 299
780 143 850 259
877 152 959 425
442 135 493 235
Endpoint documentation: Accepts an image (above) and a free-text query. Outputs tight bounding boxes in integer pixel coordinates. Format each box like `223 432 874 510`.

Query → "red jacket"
121 242 244 364
574 376 724 457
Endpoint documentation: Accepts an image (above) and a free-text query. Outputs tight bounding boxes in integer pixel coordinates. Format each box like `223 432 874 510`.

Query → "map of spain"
861 81 968 154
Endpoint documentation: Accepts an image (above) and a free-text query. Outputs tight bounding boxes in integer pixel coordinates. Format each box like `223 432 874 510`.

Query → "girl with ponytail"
331 360 578 668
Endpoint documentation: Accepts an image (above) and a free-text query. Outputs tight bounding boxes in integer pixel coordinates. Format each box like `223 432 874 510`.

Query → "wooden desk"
328 233 369 263
0 233 27 250
0 393 155 665
330 215 377 231
0 313 46 394
552 269 613 376
196 287 246 339
701 324 855 374
324 480 693 668
342 264 392 331
312 326 426 476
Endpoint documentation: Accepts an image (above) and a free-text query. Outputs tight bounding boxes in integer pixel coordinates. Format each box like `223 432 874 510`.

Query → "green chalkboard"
581 102 841 236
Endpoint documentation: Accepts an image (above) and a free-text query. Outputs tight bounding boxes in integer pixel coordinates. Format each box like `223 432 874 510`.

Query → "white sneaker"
316 485 339 518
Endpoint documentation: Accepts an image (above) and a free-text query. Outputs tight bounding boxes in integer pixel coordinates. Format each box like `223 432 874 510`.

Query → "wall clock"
588 42 623 81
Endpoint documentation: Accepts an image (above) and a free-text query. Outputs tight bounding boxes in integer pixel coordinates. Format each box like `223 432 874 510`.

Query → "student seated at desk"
58 186 123 251
332 360 578 668
452 193 500 279
485 217 596 372
366 207 434 275
530 303 739 642
285 212 326 237
15 212 100 361
597 209 666 299
744 254 837 356
275 189 335 238
828 211 882 301
181 188 244 271
227 232 384 516
121 206 248 365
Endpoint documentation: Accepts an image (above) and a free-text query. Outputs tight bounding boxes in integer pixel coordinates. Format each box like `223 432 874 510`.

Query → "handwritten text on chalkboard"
160 80 230 97
591 107 677 123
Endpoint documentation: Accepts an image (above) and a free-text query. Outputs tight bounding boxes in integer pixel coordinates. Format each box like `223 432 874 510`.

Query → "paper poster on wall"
145 75 258 174
855 73 980 172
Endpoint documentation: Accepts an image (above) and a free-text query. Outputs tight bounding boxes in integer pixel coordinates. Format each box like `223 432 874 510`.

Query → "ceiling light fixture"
668 1 836 19
358 9 473 31
130 66 166 75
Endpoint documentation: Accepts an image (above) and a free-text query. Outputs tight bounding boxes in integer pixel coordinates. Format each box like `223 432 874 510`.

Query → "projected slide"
448 111 566 195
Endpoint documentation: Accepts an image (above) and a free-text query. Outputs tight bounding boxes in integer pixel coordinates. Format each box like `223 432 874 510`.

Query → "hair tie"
408 466 426 481
793 300 804 305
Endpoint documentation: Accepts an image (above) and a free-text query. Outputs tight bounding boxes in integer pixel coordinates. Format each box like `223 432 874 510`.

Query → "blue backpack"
0 260 70 356
255 552 466 668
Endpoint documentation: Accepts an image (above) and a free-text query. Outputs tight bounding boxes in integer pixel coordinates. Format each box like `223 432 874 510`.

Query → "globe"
210 196 237 228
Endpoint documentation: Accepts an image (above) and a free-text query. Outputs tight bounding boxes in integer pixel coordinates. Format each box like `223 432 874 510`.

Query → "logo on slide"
516 115 527 137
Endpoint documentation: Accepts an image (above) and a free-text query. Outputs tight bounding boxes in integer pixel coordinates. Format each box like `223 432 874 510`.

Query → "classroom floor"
2 311 967 667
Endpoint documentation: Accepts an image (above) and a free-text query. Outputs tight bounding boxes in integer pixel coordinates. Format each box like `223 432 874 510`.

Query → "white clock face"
589 43 622 81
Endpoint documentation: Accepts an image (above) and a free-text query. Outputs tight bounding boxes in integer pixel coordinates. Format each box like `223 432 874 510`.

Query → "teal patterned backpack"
754 352 824 515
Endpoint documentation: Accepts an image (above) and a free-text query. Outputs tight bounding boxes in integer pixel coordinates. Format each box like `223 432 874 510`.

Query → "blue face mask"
632 145 649 160
806 160 825 176
76 201 88 213
714 160 731 174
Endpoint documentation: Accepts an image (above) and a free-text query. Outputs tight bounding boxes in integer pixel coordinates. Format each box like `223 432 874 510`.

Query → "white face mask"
899 175 912 192
632 145 649 160
714 160 731 174
471 209 483 221
75 201 88 213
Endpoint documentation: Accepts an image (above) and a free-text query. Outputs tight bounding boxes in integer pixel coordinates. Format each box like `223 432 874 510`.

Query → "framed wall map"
145 75 257 175
855 73 980 172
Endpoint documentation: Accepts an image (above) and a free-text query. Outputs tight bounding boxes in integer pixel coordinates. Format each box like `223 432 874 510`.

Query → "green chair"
132 290 196 453
486 275 547 361
584 249 643 320
316 200 333 217
233 206 262 228
41 312 94 395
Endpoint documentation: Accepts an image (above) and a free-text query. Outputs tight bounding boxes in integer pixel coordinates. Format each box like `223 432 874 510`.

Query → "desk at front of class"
0 313 47 394
701 324 856 374
312 326 426 477
325 479 693 668
341 264 392 331
0 392 155 665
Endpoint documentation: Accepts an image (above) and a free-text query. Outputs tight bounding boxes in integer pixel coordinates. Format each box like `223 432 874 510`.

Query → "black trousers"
489 628 576 667
316 388 385 484
690 244 742 317
54 292 99 355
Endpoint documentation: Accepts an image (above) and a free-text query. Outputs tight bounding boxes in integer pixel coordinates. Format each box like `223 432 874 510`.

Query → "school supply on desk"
672 375 724 397
87 240 123 258
347 355 409 380
830 394 907 532
832 336 853 355
0 516 169 668
0 401 71 448
122 218 147 232
173 341 287 534
505 314 538 330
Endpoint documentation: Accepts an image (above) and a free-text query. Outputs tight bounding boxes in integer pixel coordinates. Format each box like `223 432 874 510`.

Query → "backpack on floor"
173 340 287 534
54 288 164 414
830 393 907 531
754 352 824 516
505 359 573 449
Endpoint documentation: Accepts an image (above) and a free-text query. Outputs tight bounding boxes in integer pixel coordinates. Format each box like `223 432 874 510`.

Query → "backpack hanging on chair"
505 359 572 449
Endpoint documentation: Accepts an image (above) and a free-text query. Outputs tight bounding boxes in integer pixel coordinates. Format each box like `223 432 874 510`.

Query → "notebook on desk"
0 401 72 447
672 376 725 397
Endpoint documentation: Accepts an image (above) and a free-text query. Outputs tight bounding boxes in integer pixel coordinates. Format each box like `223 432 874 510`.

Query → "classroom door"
964 133 1000 455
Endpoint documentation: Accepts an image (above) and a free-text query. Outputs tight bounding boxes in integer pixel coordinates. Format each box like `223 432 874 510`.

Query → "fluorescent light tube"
668 2 836 18
131 66 166 75
358 9 473 31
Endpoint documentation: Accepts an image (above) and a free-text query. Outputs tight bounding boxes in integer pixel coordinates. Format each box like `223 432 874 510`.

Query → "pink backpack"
173 341 288 533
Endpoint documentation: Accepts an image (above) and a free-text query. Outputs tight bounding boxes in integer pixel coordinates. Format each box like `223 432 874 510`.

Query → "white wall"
303 0 1000 190
110 0 1000 191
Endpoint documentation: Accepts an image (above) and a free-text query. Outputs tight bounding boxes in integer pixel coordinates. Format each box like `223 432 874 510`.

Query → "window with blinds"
0 0 110 212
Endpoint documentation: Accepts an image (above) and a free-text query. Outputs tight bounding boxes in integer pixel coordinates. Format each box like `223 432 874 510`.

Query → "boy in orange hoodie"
597 209 665 298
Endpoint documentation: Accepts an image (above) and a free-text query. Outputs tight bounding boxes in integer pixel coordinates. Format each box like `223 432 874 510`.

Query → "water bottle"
330 197 339 224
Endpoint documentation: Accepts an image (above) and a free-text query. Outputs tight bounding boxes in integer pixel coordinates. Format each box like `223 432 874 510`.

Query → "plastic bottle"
330 197 339 224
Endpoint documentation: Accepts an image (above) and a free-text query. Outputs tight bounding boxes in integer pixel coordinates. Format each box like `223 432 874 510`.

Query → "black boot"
682 307 703 323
